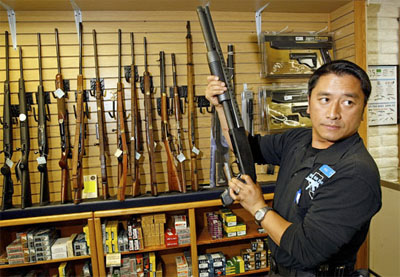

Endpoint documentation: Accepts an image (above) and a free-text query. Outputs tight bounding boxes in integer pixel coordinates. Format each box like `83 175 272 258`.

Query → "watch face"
255 209 265 221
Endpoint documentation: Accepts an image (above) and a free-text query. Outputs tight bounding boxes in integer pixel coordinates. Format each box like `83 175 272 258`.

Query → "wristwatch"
254 206 273 226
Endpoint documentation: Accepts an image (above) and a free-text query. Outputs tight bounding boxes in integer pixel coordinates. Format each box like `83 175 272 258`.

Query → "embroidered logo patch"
305 164 335 199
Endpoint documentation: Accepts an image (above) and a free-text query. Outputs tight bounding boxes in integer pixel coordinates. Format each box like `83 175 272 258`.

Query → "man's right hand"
205 75 227 108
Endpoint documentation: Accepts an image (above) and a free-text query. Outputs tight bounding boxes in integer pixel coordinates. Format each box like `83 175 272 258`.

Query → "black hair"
308 60 371 105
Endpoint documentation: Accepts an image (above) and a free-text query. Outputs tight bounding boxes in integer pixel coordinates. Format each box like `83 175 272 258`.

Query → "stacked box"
176 255 190 277
34 228 58 261
119 252 158 277
105 220 119 253
127 217 144 251
83 224 91 254
73 232 88 256
6 239 25 264
183 251 193 277
141 214 165 247
27 229 39 262
236 223 247 236
51 237 69 259
172 215 190 245
225 259 236 275
58 262 74 277
16 229 32 264
165 228 178 247
241 239 269 271
67 233 77 257
232 256 245 274
206 212 222 240
118 230 129 252
101 220 107 253
198 253 226 277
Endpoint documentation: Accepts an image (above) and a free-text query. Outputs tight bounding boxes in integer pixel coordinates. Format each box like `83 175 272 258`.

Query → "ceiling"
0 0 353 13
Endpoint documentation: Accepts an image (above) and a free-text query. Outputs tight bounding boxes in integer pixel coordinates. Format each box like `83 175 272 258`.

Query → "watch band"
255 206 273 226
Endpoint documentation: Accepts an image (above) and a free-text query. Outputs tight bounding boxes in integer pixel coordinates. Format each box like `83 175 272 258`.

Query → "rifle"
72 22 86 204
54 28 72 204
116 29 129 201
197 6 257 206
15 46 32 209
186 21 199 192
92 29 109 200
34 33 50 206
126 32 141 197
159 51 183 192
1 31 13 210
171 53 187 193
140 37 158 196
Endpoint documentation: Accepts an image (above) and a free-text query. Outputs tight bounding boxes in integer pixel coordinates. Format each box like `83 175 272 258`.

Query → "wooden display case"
0 212 99 276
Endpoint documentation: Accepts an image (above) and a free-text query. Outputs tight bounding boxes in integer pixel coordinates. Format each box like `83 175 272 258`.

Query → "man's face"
307 73 365 149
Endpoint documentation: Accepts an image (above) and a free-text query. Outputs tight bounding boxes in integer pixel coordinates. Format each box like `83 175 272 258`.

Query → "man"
205 60 382 276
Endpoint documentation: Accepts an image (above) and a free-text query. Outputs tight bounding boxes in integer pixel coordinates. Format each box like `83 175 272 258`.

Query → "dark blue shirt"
249 128 382 270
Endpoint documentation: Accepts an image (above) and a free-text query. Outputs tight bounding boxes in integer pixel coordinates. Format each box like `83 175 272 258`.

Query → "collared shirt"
249 128 382 270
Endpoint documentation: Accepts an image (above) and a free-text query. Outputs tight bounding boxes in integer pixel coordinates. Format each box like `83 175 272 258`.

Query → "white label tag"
19 114 27 122
191 146 200 155
130 136 135 142
154 141 158 149
54 88 65 99
114 148 123 158
5 158 14 168
106 253 121 267
135 151 141 160
37 156 47 165
177 152 186 163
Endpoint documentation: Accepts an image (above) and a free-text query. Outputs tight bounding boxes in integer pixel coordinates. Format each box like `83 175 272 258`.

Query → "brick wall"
367 0 399 182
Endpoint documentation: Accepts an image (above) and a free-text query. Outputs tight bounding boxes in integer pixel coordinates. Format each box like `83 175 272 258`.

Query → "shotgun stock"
116 29 129 201
171 53 187 193
159 51 182 192
197 6 257 206
140 37 158 196
186 21 199 191
35 33 50 206
55 28 72 204
15 47 32 209
127 32 141 197
72 22 86 204
93 29 109 200
1 31 14 210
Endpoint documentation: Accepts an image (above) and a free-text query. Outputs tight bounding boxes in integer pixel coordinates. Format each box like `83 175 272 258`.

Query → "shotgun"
140 37 158 196
126 32 141 197
159 51 183 192
1 31 13 210
186 21 199 191
171 53 187 193
72 22 86 204
197 6 257 206
54 28 72 204
15 46 32 209
35 33 50 205
92 29 109 200
116 29 129 201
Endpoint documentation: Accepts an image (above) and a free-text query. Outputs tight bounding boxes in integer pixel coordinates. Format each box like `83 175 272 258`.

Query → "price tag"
37 156 47 165
19 114 27 122
191 146 200 155
5 158 14 168
177 152 186 163
54 88 65 98
135 151 141 160
130 136 135 142
114 148 123 158
106 253 121 267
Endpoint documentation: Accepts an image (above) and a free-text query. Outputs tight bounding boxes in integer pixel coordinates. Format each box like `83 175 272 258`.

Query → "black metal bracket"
196 95 211 113
89 78 105 96
124 65 139 83
63 79 70 93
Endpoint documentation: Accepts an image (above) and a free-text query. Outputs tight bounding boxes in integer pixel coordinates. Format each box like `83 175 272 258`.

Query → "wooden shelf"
227 267 270 276
105 243 191 256
197 221 268 246
0 255 91 269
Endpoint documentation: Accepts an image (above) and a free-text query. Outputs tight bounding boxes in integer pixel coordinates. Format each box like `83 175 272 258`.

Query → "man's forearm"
260 210 292 247
215 105 233 151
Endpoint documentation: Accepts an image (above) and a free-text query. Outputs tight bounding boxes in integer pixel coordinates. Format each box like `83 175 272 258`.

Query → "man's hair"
308 60 371 105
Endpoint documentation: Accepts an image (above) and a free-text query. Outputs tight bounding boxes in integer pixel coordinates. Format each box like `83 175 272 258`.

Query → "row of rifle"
0 21 205 210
